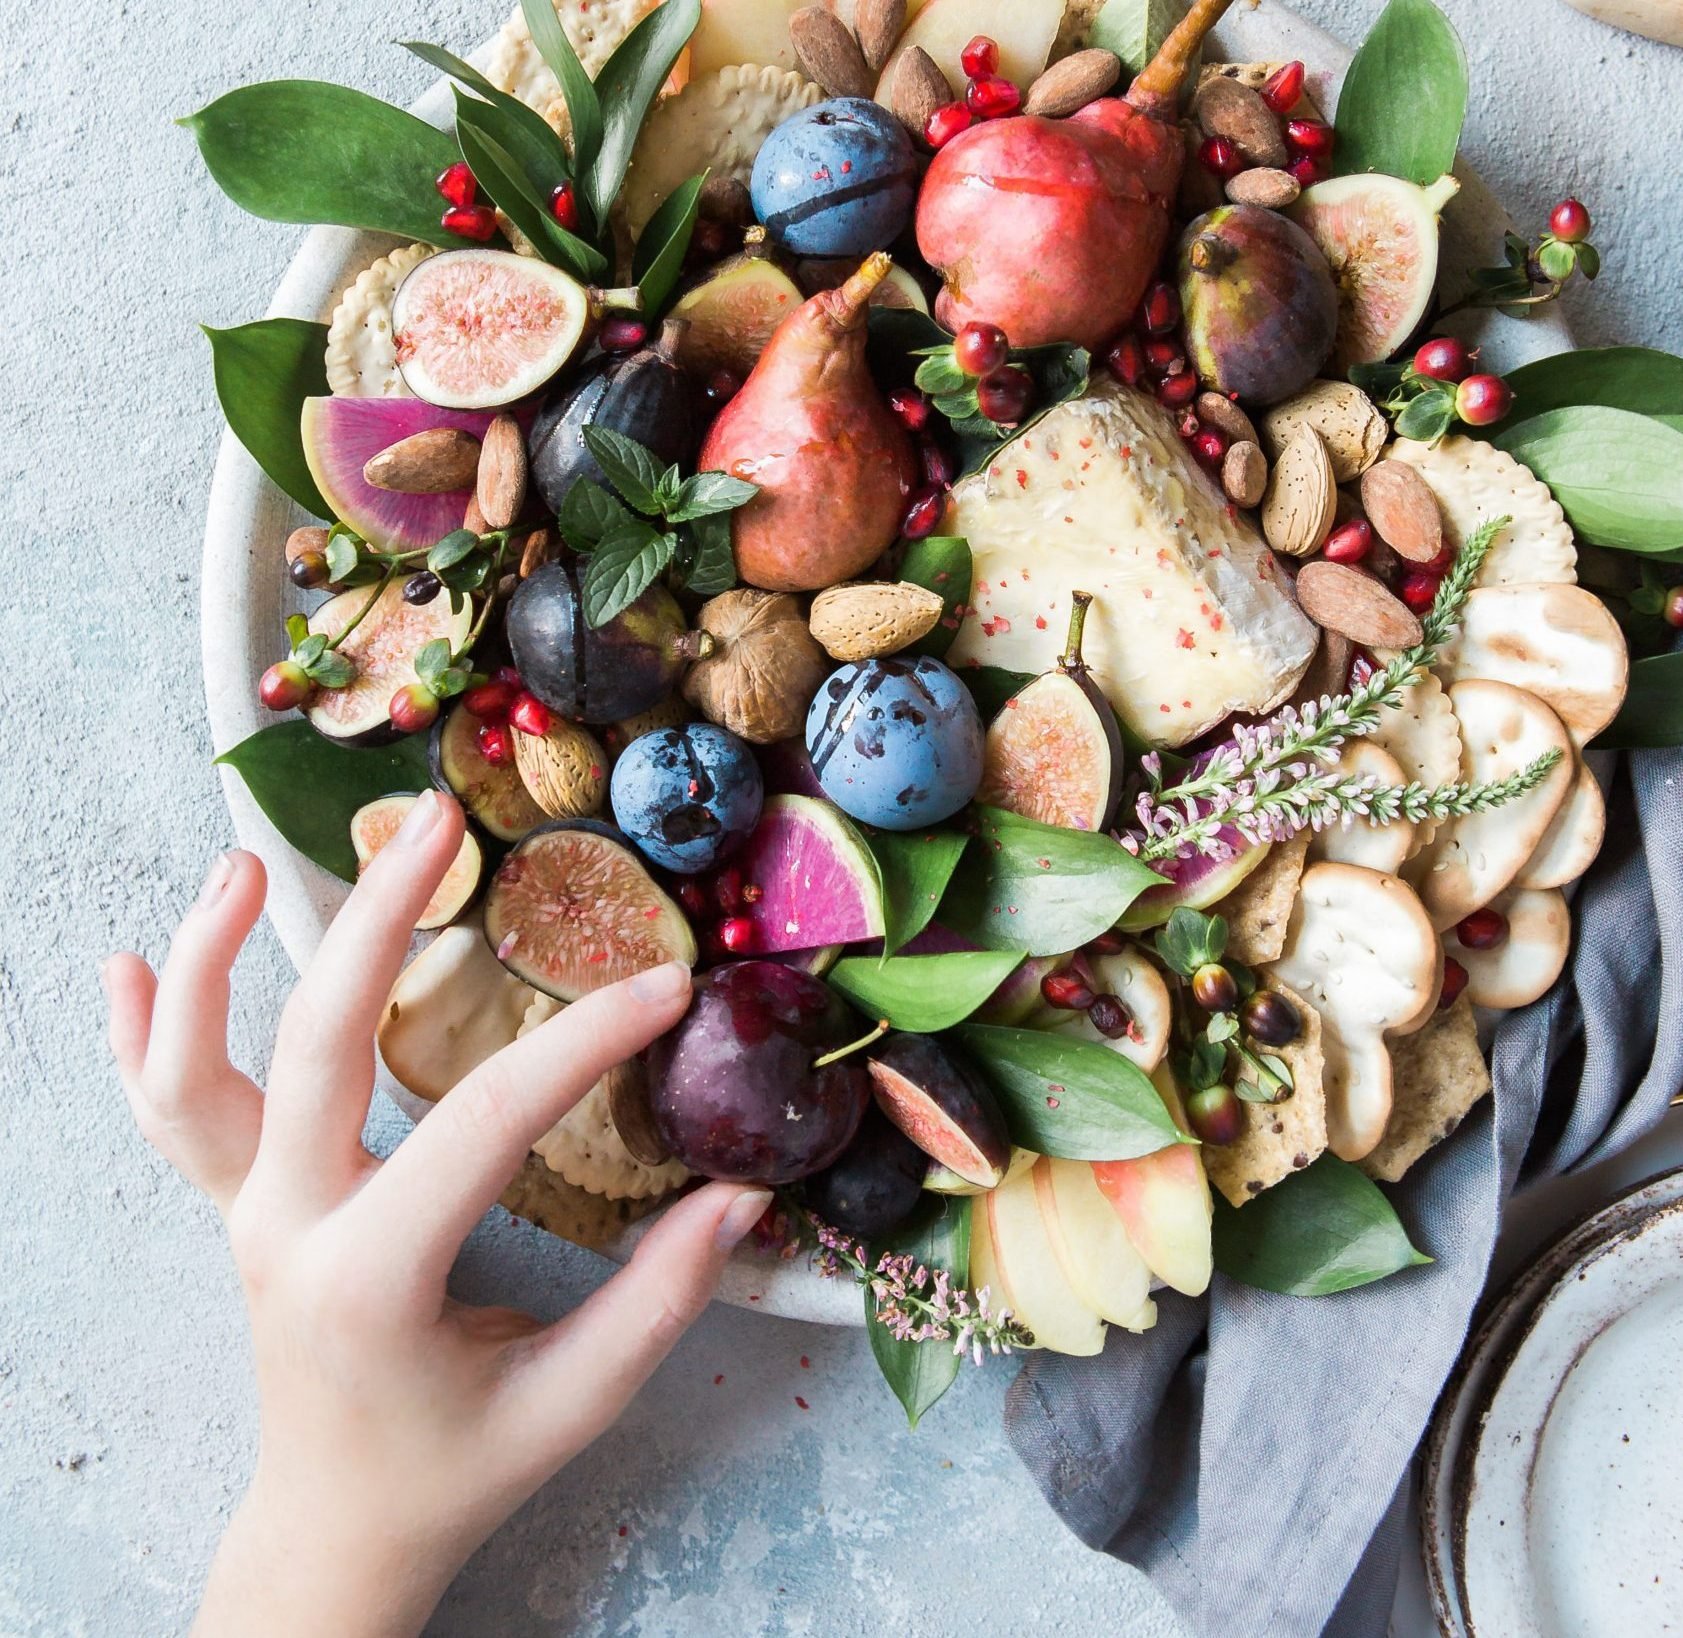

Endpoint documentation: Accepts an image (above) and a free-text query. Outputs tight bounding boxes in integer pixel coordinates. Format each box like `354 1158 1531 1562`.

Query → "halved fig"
801 1106 927 1238
304 579 473 745
794 256 931 314
669 229 804 376
866 1033 1011 1189
482 820 697 1000
350 794 484 929
392 248 615 409
429 701 548 843
925 1144 1036 1196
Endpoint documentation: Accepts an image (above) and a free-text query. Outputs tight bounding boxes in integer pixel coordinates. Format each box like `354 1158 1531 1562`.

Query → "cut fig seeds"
349 795 483 929
867 1033 1011 1189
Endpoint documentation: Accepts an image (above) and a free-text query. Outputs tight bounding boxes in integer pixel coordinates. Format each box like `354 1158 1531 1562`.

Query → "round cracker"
500 1153 665 1250
1309 739 1416 874
1366 669 1462 856
484 0 665 133
1517 758 1606 890
1450 885 1570 1010
325 242 435 397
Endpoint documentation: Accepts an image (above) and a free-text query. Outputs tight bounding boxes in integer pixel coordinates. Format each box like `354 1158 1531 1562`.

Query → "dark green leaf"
897 536 971 658
437 554 492 592
865 1196 969 1428
1182 1036 1226 1092
202 319 332 517
182 81 474 244
959 667 1035 721
587 0 701 225
831 951 1019 1032
1153 906 1225 976
402 42 572 191
683 513 739 596
325 533 361 583
215 723 431 882
1349 358 1411 397
583 425 668 515
1493 346 1683 434
558 477 633 548
667 468 759 522
633 172 706 316
1332 0 1468 185
582 519 673 626
1394 390 1457 443
1211 1154 1431 1296
1594 652 1683 749
1088 0 1190 77
426 529 479 573
519 0 603 192
1494 408 1683 554
868 828 969 955
951 1025 1186 1159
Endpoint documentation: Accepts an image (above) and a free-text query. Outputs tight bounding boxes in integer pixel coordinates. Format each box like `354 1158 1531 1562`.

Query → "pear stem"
830 253 894 330
1060 591 1094 674
1128 0 1237 113
812 1018 891 1070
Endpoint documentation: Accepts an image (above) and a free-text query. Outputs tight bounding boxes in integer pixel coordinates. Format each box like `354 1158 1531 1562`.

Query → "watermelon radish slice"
734 796 885 954
300 396 502 550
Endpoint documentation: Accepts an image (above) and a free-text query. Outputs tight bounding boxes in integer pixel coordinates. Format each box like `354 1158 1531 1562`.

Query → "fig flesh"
349 794 483 929
609 723 765 875
801 1106 927 1238
430 701 548 842
669 228 804 377
482 820 696 1000
866 1032 1011 1189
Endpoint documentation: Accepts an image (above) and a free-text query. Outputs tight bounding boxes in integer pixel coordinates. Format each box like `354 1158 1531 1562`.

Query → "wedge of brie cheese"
945 381 1318 748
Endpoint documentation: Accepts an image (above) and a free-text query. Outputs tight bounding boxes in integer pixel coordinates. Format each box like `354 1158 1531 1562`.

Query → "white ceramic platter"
199 1 1569 1324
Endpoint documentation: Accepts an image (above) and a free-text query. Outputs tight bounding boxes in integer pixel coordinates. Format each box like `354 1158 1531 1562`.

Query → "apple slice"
874 0 1061 108
1033 1158 1152 1326
1090 1069 1213 1298
981 1167 1106 1356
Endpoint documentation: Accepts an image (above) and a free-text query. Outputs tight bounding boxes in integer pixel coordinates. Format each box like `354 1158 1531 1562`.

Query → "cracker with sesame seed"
1357 995 1490 1183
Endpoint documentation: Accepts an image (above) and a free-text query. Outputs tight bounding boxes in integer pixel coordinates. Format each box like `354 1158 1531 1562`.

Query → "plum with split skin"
610 723 764 874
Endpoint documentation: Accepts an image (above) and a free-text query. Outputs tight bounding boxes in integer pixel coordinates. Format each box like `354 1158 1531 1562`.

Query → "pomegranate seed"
464 680 517 720
1323 518 1374 565
549 181 578 230
599 316 648 354
1664 587 1683 630
1457 908 1509 950
1144 336 1187 376
1198 134 1245 178
960 34 999 79
1456 373 1513 427
1086 929 1127 956
1140 282 1181 335
976 366 1033 425
258 660 312 712
677 881 708 917
901 485 945 540
1419 540 1456 576
1260 60 1305 116
477 723 513 766
1284 118 1335 161
924 101 973 149
1549 198 1592 243
966 73 1020 120
953 321 1010 377
1106 332 1146 387
1414 336 1475 383
493 665 524 689
718 916 754 955
435 161 477 208
1399 570 1441 614
889 385 932 432
920 438 957 489
389 683 440 735
442 204 498 242
1287 156 1328 188
703 368 742 408
1176 409 1201 441
1041 971 1096 1012
1086 993 1133 1039
714 866 744 914
508 692 552 736
1192 429 1227 466
1157 371 1198 410
1439 957 1470 1010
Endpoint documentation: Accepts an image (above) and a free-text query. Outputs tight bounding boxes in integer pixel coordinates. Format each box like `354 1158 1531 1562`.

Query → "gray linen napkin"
1004 747 1683 1637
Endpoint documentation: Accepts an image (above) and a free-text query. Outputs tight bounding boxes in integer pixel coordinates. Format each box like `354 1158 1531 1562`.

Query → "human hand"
103 791 770 1638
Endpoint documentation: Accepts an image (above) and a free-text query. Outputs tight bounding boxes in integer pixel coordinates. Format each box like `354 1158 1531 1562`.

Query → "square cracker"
500 1155 665 1251
1358 996 1491 1182
1214 834 1311 966
1204 982 1328 1208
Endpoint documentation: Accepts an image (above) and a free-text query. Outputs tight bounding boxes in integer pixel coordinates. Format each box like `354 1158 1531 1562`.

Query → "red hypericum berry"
714 866 744 914
976 365 1033 425
1284 117 1335 161
1143 336 1186 376
1664 586 1683 630
1549 198 1592 243
549 181 578 230
1198 134 1245 178
1457 907 1509 950
703 367 742 408
442 204 498 242
1191 962 1239 1013
1041 970 1096 1012
1087 993 1133 1039
718 916 755 955
901 485 945 540
1140 281 1181 336
1106 332 1146 387
258 660 312 712
1456 373 1514 427
1399 570 1441 614
889 385 932 432
477 723 513 767
966 73 1021 120
677 881 708 917
1186 1084 1244 1146
1192 429 1227 466
920 438 958 489
435 161 477 208
1413 335 1475 383
599 316 649 354
508 692 552 737
1157 370 1199 410
389 683 440 735
1287 156 1328 188
953 321 1010 377
924 101 974 150
1260 59 1305 116
960 33 999 79
1323 518 1374 565
464 679 517 720
1439 956 1470 1010
493 665 524 690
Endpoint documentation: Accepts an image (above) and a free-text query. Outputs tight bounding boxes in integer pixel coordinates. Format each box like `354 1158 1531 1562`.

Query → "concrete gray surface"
2 1 1679 1633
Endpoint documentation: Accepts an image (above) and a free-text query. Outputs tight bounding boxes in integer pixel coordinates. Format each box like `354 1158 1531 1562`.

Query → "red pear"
700 253 916 594
915 0 1236 350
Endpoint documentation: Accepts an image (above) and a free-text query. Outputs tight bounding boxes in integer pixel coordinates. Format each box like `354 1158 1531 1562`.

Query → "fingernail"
716 1188 775 1251
392 790 444 849
196 853 234 909
630 960 691 1004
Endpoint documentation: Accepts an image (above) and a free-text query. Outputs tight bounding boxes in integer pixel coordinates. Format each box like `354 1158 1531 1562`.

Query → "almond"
1359 459 1445 563
1196 390 1259 447
1261 426 1336 557
285 524 330 565
1295 561 1424 650
463 493 489 536
514 720 609 820
1222 440 1268 509
889 46 950 139
1262 380 1388 483
477 414 528 532
518 525 555 579
1192 77 1288 168
1225 166 1300 209
809 581 945 661
854 0 906 74
363 428 482 494
790 6 875 99
1023 48 1121 117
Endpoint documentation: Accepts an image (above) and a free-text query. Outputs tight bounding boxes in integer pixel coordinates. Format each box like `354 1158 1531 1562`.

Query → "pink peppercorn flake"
795 1396 810 1410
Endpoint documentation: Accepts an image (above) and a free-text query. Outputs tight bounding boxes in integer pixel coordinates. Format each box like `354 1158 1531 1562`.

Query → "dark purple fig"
506 558 713 725
976 591 1124 832
866 1033 1010 1189
1177 203 1339 405
646 960 871 1184
801 1106 926 1237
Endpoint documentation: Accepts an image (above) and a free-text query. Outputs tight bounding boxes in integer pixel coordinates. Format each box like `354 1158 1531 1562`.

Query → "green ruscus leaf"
865 1195 970 1429
1332 0 1468 186
203 319 332 517
1595 652 1683 750
586 0 701 226
633 173 707 317
868 827 970 955
829 951 1021 1033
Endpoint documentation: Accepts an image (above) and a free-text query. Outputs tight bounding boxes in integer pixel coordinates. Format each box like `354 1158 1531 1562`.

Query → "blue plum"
610 724 764 873
751 98 919 258
804 656 984 830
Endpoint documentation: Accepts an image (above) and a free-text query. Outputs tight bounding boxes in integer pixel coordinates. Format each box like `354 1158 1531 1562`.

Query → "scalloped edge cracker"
621 63 822 238
1367 668 1463 856
1357 995 1490 1183
1388 436 1577 588
485 0 665 134
1212 834 1310 965
499 1153 664 1249
1204 982 1327 1208
326 242 436 397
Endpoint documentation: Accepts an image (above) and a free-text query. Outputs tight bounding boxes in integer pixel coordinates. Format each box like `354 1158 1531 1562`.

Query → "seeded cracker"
1212 834 1310 965
484 0 664 135
325 243 435 397
1358 996 1491 1182
500 1154 664 1249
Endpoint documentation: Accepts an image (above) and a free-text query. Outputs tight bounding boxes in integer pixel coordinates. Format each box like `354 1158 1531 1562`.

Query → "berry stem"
325 566 395 652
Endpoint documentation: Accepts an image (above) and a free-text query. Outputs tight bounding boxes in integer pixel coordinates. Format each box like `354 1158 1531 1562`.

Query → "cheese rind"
945 382 1318 748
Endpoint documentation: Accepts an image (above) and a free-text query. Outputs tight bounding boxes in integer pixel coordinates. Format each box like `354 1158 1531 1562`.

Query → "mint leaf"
682 513 738 596
583 425 667 515
668 470 759 522
581 519 672 626
558 477 633 549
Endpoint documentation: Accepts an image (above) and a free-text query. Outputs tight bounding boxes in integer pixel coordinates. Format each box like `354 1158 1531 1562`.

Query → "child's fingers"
355 962 695 1295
